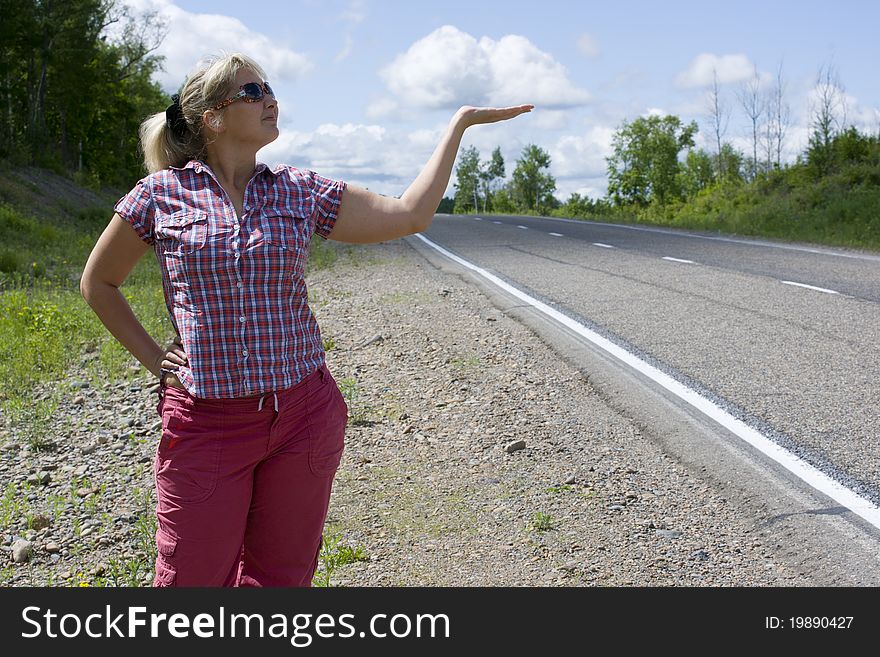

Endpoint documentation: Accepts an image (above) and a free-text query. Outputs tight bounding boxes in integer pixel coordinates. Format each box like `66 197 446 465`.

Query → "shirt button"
239 316 246 323
242 349 249 357
237 282 243 289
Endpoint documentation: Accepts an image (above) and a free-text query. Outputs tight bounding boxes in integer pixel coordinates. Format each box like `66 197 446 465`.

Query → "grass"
312 529 369 587
337 375 375 425
531 511 557 532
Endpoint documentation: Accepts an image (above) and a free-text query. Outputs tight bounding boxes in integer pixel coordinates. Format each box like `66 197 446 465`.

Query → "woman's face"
213 67 279 149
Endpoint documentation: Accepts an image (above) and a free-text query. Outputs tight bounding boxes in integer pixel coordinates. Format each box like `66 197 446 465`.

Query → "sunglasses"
213 81 275 110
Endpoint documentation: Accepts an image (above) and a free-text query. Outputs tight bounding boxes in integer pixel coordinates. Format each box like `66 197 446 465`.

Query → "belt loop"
257 392 279 413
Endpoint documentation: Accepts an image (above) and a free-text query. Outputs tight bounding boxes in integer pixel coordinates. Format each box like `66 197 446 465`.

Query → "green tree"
479 146 505 212
554 192 608 218
716 143 745 183
453 145 481 213
606 115 698 207
510 144 556 214
0 0 168 184
677 148 715 197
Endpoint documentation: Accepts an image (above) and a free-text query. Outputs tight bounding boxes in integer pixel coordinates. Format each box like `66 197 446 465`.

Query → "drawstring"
257 392 278 413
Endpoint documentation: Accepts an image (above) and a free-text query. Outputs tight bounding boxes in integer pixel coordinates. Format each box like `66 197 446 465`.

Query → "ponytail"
139 111 200 173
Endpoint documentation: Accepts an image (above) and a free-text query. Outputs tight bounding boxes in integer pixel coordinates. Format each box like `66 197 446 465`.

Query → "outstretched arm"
327 104 533 244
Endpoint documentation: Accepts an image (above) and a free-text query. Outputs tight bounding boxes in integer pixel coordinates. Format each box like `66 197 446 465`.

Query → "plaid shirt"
114 160 345 398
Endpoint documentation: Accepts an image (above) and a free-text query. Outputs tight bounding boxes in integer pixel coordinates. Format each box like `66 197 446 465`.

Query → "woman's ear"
202 110 224 134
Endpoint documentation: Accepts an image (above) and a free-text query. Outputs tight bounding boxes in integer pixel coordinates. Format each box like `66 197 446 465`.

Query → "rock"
357 334 384 349
70 381 90 390
72 395 85 406
81 444 97 455
45 542 60 554
120 417 135 428
608 505 625 512
690 549 710 561
29 514 51 531
12 539 32 563
80 526 95 537
505 440 526 454
74 465 89 477
563 474 577 485
26 474 40 485
656 529 682 540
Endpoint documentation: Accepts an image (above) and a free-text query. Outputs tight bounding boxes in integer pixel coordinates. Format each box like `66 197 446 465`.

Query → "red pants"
152 361 347 587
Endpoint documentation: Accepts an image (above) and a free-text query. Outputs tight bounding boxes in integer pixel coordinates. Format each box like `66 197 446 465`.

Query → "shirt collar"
169 160 279 178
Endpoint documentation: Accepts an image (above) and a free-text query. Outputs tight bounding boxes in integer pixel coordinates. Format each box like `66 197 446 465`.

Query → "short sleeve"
114 179 155 245
307 171 346 240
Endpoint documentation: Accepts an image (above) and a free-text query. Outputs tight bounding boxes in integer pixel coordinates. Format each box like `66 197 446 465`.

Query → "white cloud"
336 34 354 62
259 120 439 195
374 25 590 115
341 0 367 24
675 53 754 88
118 0 311 92
577 33 601 59
551 125 615 181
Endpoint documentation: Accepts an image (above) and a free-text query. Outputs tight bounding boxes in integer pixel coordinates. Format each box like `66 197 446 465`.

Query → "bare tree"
763 60 790 169
811 62 847 151
706 69 730 179
737 65 764 180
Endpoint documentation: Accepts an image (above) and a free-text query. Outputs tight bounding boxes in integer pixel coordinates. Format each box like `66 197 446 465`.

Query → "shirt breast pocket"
260 211 309 274
155 210 209 254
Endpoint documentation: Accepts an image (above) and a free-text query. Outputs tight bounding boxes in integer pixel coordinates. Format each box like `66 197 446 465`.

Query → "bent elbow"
79 273 91 303
411 209 433 235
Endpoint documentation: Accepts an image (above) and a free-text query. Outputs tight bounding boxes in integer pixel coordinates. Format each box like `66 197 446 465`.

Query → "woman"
80 52 532 587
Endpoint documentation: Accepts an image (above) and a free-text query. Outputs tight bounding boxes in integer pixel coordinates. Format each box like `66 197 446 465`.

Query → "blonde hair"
139 53 268 173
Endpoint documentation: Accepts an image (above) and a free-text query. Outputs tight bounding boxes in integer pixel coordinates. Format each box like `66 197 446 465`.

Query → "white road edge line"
492 221 503 225
549 232 564 237
517 225 529 230
593 242 615 249
474 217 483 221
781 280 840 295
662 256 696 264
414 232 880 531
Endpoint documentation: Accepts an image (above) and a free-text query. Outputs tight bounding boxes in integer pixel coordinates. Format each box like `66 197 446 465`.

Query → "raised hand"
456 104 535 128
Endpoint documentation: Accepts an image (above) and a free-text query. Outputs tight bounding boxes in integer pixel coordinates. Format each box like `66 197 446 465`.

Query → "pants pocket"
156 406 222 504
153 528 178 587
307 380 347 478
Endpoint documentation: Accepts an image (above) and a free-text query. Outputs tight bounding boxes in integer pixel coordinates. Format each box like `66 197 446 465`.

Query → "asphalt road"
418 214 880 507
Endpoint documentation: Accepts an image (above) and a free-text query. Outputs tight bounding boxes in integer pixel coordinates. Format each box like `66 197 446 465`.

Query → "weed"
448 355 481 368
0 482 22 531
100 556 150 587
312 530 368 588
4 396 58 451
531 511 557 532
322 335 336 351
338 376 370 424
545 485 574 495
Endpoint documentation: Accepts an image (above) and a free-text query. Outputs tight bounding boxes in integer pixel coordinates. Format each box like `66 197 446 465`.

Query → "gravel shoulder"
0 238 814 586
314 239 812 586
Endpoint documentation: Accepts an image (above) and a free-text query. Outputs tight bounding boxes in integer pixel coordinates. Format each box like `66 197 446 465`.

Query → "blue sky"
121 0 880 199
